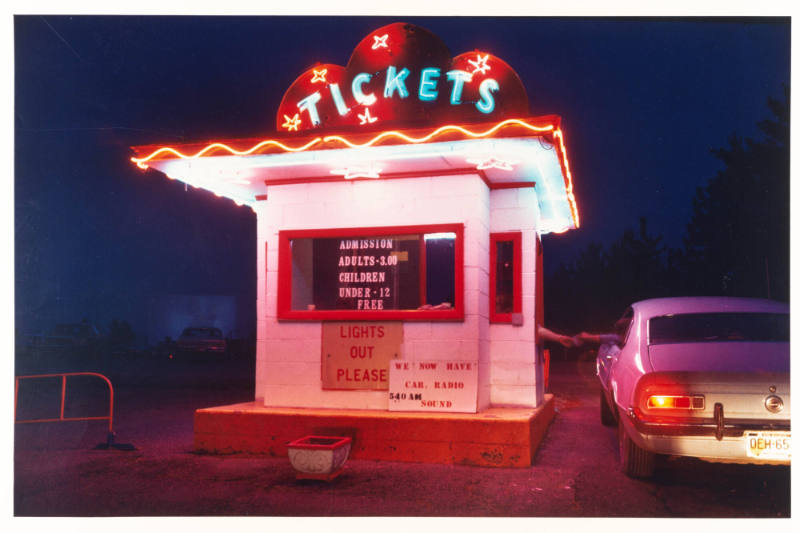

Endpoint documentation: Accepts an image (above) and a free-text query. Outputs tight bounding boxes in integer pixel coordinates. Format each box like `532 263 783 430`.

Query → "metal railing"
14 372 134 450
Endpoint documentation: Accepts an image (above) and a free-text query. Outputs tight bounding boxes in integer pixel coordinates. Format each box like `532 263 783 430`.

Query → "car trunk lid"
644 343 789 421
648 342 788 373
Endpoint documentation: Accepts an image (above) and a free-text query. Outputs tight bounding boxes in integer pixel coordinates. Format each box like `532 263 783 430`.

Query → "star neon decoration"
310 68 328 83
358 108 378 125
467 54 491 75
371 34 389 50
331 165 382 180
466 156 517 171
282 113 301 131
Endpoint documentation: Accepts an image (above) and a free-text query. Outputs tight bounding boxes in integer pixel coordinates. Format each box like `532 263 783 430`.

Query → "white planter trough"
286 435 352 481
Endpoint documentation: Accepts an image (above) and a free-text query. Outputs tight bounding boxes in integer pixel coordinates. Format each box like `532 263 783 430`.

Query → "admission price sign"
336 238 401 311
322 322 403 390
388 360 478 413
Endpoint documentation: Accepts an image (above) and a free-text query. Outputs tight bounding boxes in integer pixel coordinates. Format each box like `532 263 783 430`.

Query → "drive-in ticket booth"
131 22 579 467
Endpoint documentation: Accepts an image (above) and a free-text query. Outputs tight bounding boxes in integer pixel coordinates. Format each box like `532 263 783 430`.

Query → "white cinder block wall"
254 174 540 410
488 187 542 408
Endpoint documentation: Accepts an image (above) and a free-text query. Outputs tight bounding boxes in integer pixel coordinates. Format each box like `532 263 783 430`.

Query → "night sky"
13 16 790 341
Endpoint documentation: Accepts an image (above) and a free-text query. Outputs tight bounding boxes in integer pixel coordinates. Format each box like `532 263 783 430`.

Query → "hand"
556 335 574 348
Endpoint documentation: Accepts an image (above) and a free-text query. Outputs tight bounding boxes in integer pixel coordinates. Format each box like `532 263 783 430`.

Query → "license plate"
745 431 791 460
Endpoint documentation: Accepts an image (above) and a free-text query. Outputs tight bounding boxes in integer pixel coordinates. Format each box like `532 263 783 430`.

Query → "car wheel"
600 389 616 426
619 417 654 478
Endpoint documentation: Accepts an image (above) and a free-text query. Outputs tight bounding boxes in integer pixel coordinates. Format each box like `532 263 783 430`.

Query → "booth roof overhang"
131 115 579 234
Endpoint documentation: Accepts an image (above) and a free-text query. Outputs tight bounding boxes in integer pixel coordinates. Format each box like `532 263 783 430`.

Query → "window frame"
277 223 464 321
489 231 523 324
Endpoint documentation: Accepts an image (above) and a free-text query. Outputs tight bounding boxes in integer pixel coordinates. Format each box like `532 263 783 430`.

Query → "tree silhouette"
109 319 136 347
544 88 789 348
682 86 789 300
605 217 668 306
545 217 668 334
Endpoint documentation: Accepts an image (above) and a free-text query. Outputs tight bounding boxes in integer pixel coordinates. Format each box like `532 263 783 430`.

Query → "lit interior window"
278 225 463 320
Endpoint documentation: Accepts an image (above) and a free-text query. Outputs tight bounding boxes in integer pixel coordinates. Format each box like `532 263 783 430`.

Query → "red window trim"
277 223 464 321
490 232 522 324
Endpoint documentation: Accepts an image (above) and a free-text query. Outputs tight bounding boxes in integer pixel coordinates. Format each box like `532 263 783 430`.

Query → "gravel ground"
12 354 794 523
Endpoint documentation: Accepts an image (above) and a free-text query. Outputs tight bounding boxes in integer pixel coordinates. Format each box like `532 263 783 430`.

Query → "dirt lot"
12 353 793 520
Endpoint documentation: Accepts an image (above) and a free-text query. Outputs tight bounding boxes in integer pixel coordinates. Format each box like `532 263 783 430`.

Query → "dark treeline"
545 88 789 336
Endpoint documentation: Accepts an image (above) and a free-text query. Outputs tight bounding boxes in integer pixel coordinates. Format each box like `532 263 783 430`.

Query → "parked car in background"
596 297 790 478
27 321 104 356
175 326 227 357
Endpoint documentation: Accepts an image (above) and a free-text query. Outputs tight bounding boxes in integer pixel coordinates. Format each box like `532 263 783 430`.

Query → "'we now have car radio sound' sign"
388 360 478 413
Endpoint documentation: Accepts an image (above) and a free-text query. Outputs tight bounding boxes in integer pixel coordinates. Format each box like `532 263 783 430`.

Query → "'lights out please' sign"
321 322 403 390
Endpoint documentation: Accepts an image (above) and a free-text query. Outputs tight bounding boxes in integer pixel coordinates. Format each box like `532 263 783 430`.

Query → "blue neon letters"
329 83 350 116
446 70 471 105
418 68 440 101
352 73 377 106
297 65 499 125
476 78 499 114
297 91 323 126
384 66 411 99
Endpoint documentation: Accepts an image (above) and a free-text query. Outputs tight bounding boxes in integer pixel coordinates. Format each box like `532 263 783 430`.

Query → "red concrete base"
194 394 555 468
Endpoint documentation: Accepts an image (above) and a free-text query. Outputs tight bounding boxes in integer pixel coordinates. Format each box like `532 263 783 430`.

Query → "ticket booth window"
278 224 463 320
490 232 522 323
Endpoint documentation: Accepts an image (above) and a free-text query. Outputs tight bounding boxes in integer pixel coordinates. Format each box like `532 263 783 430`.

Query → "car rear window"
649 312 789 345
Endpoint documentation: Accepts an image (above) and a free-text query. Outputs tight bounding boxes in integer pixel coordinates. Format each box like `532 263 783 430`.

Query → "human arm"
537 325 575 348
576 332 622 345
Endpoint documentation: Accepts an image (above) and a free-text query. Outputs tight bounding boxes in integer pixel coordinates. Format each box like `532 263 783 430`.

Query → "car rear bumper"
624 408 791 464
176 344 226 352
628 410 789 438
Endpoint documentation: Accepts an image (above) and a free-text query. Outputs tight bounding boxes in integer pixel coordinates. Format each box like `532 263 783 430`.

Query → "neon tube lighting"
282 113 302 131
322 118 554 149
132 137 325 169
129 118 579 229
467 54 491 75
372 34 389 50
166 172 254 209
466 156 516 171
132 119 553 167
311 68 328 83
331 166 382 179
552 128 580 228
358 108 378 125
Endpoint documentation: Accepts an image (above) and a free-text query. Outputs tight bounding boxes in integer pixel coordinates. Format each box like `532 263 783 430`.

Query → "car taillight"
646 395 705 410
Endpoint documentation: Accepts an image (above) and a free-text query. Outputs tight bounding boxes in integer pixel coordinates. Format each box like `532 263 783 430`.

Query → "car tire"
619 417 655 478
600 389 616 426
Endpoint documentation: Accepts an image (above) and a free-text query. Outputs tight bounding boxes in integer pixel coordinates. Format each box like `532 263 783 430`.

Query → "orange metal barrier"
14 372 134 450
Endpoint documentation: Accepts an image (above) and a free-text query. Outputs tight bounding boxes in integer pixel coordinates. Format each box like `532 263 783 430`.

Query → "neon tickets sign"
276 22 529 133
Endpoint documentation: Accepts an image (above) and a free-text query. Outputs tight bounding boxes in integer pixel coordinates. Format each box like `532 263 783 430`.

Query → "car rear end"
176 327 227 355
628 370 790 464
625 307 790 466
177 337 226 353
